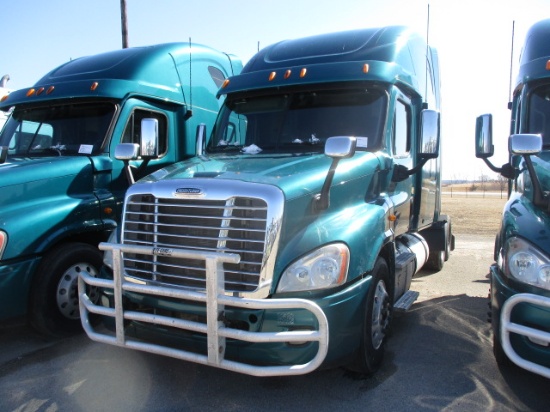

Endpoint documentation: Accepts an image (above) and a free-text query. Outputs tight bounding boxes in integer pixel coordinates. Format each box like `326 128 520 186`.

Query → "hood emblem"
174 187 204 197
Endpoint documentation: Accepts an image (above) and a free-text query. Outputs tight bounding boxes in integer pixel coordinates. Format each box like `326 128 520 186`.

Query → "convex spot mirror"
325 136 357 159
509 133 542 155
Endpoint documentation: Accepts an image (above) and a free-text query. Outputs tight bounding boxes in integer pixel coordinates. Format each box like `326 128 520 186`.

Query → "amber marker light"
0 95 8 102
388 214 397 222
300 68 307 78
268 71 277 81
546 60 550 70
90 82 99 91
46 86 55 94
284 70 292 79
26 88 36 97
36 87 45 95
363 63 370 73
103 207 113 215
221 79 230 88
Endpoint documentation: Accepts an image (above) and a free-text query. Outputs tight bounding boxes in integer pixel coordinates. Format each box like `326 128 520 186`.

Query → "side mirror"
115 143 140 185
474 113 515 179
315 136 357 211
419 109 440 159
140 118 159 158
475 114 494 158
509 133 542 155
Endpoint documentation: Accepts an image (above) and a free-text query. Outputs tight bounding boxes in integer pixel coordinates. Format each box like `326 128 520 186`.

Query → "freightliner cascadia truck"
475 19 550 379
0 43 242 336
80 26 454 376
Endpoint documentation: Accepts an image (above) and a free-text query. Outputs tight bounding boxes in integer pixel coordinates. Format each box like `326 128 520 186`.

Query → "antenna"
508 21 515 104
424 3 430 107
189 37 193 110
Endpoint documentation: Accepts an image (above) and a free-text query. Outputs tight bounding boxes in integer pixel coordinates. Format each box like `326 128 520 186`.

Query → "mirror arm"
480 158 516 180
392 157 431 182
314 158 340 212
0 146 7 164
122 160 135 185
481 158 502 174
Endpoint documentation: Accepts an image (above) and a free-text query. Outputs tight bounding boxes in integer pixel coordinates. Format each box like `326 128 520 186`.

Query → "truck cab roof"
219 26 439 108
0 43 239 110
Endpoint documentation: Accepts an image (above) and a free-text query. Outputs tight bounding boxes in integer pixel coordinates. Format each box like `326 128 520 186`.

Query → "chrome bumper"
500 293 550 379
79 242 329 377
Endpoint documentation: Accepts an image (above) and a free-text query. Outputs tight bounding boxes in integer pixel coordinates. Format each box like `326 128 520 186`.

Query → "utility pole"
120 0 129 48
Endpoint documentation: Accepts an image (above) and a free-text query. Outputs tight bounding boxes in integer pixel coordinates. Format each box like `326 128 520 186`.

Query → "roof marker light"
363 63 370 73
268 72 276 81
284 70 292 79
26 88 36 97
36 87 45 95
0 95 8 102
300 68 307 78
46 86 55 94
90 82 99 91
221 79 230 88
546 60 550 70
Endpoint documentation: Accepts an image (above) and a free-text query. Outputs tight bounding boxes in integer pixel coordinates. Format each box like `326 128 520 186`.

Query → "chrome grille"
122 194 268 292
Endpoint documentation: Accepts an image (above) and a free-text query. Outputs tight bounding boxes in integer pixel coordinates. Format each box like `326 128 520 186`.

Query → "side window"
208 66 227 88
393 99 411 157
122 109 167 155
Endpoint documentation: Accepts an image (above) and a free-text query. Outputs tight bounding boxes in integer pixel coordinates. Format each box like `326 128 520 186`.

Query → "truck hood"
0 156 93 202
138 152 386 200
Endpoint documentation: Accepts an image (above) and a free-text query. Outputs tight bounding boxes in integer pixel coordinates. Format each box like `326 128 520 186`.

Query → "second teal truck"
0 43 241 336
476 18 550 379
81 26 454 376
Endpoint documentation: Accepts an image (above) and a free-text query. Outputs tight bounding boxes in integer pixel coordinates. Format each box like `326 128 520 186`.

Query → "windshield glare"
207 87 387 155
0 102 115 156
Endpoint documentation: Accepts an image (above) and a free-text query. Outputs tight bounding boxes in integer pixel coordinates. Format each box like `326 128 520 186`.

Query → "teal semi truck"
475 19 550 379
81 26 454 376
0 43 242 336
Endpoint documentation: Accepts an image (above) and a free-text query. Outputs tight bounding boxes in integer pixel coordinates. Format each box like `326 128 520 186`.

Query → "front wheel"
29 243 102 338
352 257 392 375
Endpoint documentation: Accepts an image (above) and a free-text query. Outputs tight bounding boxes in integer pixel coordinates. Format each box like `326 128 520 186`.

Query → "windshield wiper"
207 144 245 153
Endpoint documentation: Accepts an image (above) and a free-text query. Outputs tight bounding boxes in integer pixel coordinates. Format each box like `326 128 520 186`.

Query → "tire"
29 242 102 338
426 250 445 271
444 218 452 262
352 257 392 375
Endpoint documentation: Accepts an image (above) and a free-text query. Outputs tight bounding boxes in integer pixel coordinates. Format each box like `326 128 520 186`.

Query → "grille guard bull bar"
500 293 550 379
79 242 329 377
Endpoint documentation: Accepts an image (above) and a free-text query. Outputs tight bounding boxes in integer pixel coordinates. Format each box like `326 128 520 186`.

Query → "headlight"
502 237 550 290
0 230 6 259
277 243 349 293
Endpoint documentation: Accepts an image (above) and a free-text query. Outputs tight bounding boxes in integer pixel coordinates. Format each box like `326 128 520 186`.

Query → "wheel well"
378 242 395 302
44 230 111 256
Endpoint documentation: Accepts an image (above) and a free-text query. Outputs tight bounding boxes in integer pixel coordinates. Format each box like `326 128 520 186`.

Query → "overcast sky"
3 0 550 180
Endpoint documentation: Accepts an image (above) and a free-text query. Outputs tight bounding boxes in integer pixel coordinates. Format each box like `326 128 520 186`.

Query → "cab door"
388 93 414 236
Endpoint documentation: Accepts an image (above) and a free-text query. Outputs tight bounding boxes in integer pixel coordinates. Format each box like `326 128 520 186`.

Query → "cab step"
394 290 419 312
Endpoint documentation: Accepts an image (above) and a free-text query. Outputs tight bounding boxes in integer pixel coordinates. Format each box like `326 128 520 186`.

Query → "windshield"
0 102 116 157
528 85 550 148
207 87 387 155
